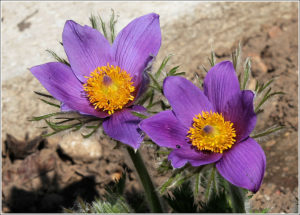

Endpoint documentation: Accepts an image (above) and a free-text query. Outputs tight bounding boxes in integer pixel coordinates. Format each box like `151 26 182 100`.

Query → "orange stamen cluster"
83 63 135 115
187 111 236 153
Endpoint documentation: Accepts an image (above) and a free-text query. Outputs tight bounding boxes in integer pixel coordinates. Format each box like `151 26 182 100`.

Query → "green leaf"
160 100 170 110
251 125 285 139
257 79 274 94
89 13 99 30
82 122 102 138
109 9 118 43
46 49 70 66
255 89 284 113
241 57 251 90
148 72 162 92
29 112 63 121
232 42 241 71
136 88 154 106
155 55 173 79
131 111 148 119
34 91 55 99
255 80 259 92
44 119 76 131
159 172 182 194
168 65 180 76
208 50 216 67
172 72 186 76
201 64 208 73
98 15 108 40
146 100 161 109
148 89 155 106
39 98 60 108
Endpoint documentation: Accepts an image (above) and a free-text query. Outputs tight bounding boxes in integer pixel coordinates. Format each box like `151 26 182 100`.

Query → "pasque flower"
30 13 161 149
140 61 266 192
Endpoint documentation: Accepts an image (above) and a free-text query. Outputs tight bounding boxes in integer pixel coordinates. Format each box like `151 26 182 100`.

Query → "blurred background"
1 1 298 213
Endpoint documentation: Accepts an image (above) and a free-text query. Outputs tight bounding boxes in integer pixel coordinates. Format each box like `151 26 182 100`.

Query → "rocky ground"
1 2 298 213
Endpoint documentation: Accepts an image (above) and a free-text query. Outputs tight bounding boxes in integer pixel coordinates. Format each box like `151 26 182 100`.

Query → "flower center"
83 63 135 115
187 111 236 153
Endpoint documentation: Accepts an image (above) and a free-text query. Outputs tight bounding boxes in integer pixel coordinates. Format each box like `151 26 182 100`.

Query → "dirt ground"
1 2 298 213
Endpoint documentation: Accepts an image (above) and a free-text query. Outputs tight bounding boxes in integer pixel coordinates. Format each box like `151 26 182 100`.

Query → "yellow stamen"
83 63 135 115
187 111 236 153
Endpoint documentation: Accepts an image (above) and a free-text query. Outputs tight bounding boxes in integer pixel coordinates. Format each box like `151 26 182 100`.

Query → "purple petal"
102 106 146 149
216 138 266 193
112 13 161 87
163 76 214 128
203 61 240 113
62 20 112 82
169 146 222 168
139 110 188 149
223 90 257 142
61 103 73 112
30 62 108 118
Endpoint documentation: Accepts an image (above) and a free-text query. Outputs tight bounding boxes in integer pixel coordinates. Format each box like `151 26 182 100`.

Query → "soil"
1 2 298 213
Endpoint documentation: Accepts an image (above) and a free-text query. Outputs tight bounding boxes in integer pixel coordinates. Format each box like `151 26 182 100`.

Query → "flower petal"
216 138 266 193
163 76 214 128
62 20 112 82
112 13 161 86
61 103 73 112
139 110 188 149
30 62 108 118
102 105 146 149
223 90 257 142
203 61 240 113
168 146 222 168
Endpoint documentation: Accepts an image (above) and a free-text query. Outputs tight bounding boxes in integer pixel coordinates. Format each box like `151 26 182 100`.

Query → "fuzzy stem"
126 146 163 213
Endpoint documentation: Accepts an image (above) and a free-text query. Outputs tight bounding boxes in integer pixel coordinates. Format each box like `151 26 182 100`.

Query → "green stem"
126 146 163 213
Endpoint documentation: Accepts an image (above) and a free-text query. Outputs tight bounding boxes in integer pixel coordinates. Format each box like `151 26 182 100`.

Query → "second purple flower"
140 61 266 192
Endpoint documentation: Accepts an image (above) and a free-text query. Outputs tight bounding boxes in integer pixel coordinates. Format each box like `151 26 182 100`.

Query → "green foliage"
198 190 233 213
223 179 246 213
109 9 118 43
164 181 198 213
255 87 284 113
241 57 251 90
155 55 173 78
208 50 216 67
89 9 118 43
89 14 100 31
162 173 236 213
30 91 102 138
131 111 148 119
157 157 173 174
251 125 285 139
45 49 70 66
159 165 204 194
148 72 163 93
136 54 180 111
232 42 242 71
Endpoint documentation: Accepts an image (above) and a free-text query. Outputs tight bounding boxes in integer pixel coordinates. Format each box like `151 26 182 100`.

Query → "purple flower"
30 13 161 149
139 61 266 192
